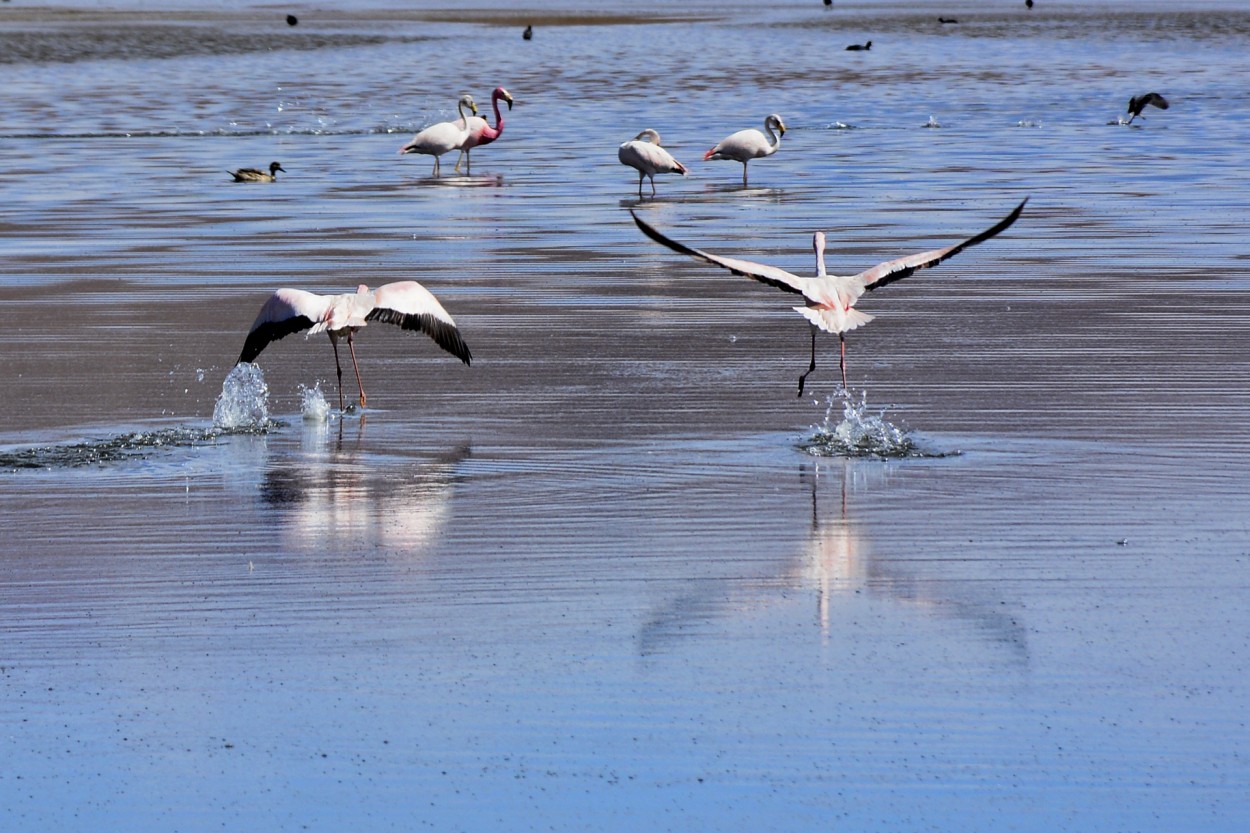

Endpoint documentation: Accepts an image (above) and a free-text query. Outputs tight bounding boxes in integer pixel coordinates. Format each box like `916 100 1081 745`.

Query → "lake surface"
3 1 1250 831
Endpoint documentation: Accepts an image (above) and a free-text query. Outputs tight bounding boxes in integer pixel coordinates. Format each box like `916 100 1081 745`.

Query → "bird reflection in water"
261 420 471 554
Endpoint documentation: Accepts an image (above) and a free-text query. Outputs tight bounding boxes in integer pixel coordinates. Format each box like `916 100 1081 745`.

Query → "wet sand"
3 2 1250 831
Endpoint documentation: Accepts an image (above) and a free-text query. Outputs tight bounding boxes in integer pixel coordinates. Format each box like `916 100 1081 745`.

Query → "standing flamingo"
399 94 479 176
629 199 1027 394
455 87 514 174
236 281 472 411
704 114 786 187
618 129 689 198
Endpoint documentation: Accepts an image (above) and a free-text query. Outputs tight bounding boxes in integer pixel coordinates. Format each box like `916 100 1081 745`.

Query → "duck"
229 161 285 182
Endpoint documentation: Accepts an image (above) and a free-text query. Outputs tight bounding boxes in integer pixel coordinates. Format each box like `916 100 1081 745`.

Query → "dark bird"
845 41 872 51
286 14 298 26
823 0 832 6
1126 92 1169 124
630 200 1027 394
523 25 533 40
939 17 958 24
1026 0 1034 8
236 282 471 411
229 161 285 183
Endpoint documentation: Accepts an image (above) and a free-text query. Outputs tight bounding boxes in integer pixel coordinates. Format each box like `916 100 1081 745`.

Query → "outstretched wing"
856 198 1027 292
366 281 472 365
236 288 329 365
630 210 808 296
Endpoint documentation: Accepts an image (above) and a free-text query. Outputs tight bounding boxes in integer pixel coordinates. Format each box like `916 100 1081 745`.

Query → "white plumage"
703 114 786 187
236 281 471 410
630 199 1027 394
399 94 479 176
618 129 689 198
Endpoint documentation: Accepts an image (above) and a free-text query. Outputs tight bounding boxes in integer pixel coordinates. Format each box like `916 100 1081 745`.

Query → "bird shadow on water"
798 388 956 460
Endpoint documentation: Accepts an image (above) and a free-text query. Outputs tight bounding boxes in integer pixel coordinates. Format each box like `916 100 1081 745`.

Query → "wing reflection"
260 419 470 555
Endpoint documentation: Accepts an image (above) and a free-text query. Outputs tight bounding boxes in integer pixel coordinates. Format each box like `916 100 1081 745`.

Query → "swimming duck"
229 161 285 182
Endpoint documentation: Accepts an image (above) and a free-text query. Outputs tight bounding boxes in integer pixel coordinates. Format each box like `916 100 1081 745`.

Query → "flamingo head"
635 128 662 145
458 94 479 116
356 284 371 295
767 114 787 136
494 87 514 110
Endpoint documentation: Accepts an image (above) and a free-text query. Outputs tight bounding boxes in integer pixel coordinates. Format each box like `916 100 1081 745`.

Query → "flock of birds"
224 15 1168 413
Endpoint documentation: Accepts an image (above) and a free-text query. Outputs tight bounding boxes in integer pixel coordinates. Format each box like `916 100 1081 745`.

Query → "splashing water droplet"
801 391 940 459
213 363 270 430
299 382 331 422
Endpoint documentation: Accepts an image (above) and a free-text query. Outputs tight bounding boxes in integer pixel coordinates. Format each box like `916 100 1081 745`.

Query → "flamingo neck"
491 96 505 129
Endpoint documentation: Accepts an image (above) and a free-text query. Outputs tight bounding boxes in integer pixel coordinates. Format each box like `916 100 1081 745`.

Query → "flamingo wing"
236 288 330 364
856 198 1027 292
366 281 472 365
630 211 808 296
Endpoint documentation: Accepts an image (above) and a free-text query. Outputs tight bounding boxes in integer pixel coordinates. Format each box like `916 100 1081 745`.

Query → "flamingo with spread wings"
630 199 1027 394
236 281 472 411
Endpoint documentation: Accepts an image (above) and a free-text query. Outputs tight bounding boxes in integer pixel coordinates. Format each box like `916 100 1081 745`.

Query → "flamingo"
229 161 285 182
236 281 472 411
630 199 1027 394
399 94 479 176
454 87 513 174
704 114 786 187
618 129 689 198
1126 92 1168 124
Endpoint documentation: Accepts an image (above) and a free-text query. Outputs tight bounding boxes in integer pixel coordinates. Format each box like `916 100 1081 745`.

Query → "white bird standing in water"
236 281 472 411
399 94 479 176
630 199 1027 394
704 114 786 187
618 129 689 198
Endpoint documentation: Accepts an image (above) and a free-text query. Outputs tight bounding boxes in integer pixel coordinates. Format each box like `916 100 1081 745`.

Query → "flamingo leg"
454 151 465 173
649 174 656 197
839 333 848 391
742 162 749 187
329 333 346 411
346 330 367 409
432 156 440 177
637 172 644 198
797 325 818 397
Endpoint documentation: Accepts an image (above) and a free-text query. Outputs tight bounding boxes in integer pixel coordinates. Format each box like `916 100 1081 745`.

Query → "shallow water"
3 1 1250 831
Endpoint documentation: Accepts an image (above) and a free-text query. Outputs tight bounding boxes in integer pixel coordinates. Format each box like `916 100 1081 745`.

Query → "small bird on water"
523 25 533 40
630 199 1027 394
846 40 872 51
1126 92 1169 124
229 161 285 182
286 14 298 26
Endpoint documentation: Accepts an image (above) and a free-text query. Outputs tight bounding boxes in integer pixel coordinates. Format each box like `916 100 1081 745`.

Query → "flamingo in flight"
455 86 513 174
630 199 1027 394
236 281 472 411
399 94 479 176
704 114 786 187
618 128 689 198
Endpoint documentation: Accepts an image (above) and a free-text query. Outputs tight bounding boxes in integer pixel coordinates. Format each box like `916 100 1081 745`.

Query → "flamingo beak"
505 96 514 110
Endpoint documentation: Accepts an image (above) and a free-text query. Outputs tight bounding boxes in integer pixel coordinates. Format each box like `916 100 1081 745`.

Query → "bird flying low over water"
630 199 1027 395
1126 92 1168 124
618 129 688 198
455 86 513 174
704 114 786 187
399 94 479 176
236 281 472 411
230 161 285 182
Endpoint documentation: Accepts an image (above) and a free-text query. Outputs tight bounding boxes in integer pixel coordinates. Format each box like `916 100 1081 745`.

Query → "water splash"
800 391 949 459
213 363 271 430
299 382 331 422
922 115 942 128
